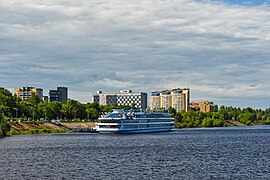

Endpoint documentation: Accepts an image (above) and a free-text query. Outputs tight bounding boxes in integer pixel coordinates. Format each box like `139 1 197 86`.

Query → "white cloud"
90 78 136 89
1 0 270 108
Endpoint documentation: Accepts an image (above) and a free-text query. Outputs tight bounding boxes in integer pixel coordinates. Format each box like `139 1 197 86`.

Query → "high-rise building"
14 87 43 100
150 88 190 112
49 87 68 103
92 90 147 110
57 87 68 103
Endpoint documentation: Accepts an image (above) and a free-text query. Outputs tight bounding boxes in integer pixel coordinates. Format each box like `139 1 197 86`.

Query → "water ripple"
1 127 270 179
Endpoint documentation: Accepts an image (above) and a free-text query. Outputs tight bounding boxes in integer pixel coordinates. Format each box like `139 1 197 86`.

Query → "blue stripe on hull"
97 127 174 134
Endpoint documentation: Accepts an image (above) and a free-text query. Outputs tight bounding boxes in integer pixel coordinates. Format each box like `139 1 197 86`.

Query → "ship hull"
96 126 174 134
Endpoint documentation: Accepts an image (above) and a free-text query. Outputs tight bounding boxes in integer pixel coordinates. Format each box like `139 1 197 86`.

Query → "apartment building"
189 101 216 112
199 101 216 113
14 87 43 100
189 102 200 111
92 90 147 110
150 88 190 112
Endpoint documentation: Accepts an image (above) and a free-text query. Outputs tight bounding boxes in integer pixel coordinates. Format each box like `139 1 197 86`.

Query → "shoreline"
5 121 250 136
8 122 96 136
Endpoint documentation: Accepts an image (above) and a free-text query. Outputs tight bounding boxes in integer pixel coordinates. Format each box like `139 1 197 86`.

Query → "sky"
1 0 270 109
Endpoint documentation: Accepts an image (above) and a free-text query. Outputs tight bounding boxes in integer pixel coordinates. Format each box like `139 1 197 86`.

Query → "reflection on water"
1 126 270 179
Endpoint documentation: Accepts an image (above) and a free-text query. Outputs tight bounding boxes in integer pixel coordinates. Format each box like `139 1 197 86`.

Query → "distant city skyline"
1 0 270 109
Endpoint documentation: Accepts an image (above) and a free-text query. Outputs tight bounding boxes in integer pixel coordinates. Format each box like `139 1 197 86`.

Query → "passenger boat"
95 109 175 133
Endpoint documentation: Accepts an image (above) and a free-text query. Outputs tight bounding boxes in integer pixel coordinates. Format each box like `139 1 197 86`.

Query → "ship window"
99 125 119 129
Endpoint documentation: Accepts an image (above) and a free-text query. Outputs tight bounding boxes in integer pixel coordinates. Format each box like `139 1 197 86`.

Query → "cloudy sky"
1 0 270 108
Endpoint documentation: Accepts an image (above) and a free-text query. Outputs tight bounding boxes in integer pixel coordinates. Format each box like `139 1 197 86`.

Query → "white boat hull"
97 127 174 134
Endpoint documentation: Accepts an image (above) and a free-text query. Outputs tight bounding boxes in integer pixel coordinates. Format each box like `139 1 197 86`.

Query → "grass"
7 128 70 136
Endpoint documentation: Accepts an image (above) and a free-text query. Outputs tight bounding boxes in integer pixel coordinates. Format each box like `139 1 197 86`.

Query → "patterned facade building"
92 90 147 110
150 88 190 112
98 93 117 106
14 87 43 100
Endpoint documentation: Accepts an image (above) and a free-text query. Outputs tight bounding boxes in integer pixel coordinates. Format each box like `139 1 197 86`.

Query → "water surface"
1 126 270 179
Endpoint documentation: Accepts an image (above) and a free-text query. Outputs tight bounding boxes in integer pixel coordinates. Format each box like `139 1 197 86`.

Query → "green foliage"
172 105 270 128
202 117 213 127
168 107 177 117
38 101 62 120
175 112 183 123
0 114 11 137
7 128 69 135
2 88 270 131
62 99 86 120
238 113 254 125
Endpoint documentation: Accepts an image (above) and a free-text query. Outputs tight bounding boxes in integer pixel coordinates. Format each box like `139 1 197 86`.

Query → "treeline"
171 106 270 128
1 88 270 135
0 88 130 122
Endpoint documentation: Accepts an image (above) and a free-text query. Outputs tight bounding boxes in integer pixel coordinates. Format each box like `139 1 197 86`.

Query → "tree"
86 108 99 120
175 112 183 123
37 101 63 120
0 89 17 117
0 114 10 137
62 99 86 120
168 107 177 117
238 113 254 125
202 117 213 127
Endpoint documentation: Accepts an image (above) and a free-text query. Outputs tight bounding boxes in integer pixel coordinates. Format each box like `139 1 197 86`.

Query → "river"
1 126 270 179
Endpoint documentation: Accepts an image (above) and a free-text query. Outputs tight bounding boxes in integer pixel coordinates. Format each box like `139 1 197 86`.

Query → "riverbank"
6 121 247 136
8 122 95 135
8 122 68 135
60 122 95 129
229 121 246 126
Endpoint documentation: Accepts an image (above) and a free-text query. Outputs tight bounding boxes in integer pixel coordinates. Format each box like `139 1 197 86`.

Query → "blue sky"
222 0 269 5
1 0 270 109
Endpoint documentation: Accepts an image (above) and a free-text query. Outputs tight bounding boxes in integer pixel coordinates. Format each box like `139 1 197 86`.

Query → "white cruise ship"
95 109 175 133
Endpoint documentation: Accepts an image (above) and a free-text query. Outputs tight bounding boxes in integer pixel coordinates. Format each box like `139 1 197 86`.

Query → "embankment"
8 122 96 135
60 122 95 129
8 122 69 135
